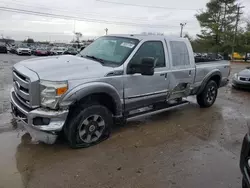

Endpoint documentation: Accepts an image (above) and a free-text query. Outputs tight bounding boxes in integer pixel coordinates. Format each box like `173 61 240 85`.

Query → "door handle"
165 73 168 79
160 73 168 79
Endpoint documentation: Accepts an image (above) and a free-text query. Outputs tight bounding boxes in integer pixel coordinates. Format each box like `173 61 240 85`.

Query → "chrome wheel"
78 115 105 143
206 85 216 103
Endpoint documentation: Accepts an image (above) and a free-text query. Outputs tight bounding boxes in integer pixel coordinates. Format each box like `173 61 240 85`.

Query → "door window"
129 41 166 68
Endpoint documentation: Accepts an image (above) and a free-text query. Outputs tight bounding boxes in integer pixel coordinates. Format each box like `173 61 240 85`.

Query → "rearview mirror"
128 57 155 76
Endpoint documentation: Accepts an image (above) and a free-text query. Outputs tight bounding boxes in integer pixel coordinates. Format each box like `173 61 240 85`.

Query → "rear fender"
197 70 221 95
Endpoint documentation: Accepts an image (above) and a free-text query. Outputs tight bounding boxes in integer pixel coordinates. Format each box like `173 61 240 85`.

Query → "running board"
127 100 190 121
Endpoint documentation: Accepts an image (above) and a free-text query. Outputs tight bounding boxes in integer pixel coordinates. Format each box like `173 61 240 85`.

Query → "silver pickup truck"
10 35 230 148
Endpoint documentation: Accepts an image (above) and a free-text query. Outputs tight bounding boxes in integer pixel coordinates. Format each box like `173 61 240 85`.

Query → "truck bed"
195 60 226 65
195 60 230 86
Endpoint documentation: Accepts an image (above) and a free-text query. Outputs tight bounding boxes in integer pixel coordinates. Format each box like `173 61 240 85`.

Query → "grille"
13 70 31 107
13 66 40 108
239 77 250 82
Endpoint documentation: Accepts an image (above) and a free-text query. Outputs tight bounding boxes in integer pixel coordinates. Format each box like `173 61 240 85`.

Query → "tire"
64 103 113 148
196 80 218 108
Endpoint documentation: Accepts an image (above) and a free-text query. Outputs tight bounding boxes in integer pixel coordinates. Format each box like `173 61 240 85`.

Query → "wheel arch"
60 82 123 117
197 70 221 95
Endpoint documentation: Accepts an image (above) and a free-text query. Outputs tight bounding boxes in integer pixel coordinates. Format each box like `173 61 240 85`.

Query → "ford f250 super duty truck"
10 35 230 148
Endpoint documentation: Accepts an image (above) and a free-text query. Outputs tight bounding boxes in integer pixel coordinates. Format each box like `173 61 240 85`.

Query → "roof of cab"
107 34 187 41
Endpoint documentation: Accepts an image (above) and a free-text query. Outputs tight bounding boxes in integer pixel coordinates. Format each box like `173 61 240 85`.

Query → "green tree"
24 38 35 43
196 0 237 53
236 30 250 61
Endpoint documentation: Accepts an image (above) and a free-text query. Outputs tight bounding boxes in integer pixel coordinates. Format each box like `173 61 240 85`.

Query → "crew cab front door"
123 40 170 111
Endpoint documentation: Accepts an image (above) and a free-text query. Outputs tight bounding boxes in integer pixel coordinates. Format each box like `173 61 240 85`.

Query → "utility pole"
104 28 108 35
232 5 244 60
180 23 186 37
73 20 76 42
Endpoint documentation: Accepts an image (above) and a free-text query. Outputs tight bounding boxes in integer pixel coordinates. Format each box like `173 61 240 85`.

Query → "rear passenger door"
167 40 195 99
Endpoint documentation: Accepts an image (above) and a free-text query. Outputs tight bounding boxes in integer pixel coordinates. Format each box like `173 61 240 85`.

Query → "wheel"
196 80 218 108
64 103 113 148
242 177 248 188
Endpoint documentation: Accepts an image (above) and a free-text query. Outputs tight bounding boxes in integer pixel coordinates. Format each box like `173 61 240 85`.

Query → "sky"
0 0 249 42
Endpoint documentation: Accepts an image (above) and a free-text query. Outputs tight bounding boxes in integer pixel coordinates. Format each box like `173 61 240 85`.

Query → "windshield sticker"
120 42 135 48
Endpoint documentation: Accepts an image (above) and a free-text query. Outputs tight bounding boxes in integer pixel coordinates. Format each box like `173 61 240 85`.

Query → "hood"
54 50 64 52
36 49 47 52
17 48 30 50
238 68 250 77
16 55 114 81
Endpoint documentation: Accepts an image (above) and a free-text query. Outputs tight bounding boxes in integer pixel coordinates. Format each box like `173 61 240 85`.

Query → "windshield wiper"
82 55 105 64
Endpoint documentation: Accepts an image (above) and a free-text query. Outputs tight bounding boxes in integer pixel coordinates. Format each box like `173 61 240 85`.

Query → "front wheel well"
209 75 221 87
72 93 117 116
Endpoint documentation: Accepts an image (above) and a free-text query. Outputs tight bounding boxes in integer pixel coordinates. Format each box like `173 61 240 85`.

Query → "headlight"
233 73 238 80
40 80 68 109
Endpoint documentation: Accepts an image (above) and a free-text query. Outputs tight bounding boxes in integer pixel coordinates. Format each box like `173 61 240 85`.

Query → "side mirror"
128 57 155 76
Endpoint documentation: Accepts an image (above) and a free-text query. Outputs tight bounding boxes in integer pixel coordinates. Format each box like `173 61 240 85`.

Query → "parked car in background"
50 47 66 55
46 47 53 55
0 44 7 53
30 46 37 55
9 46 17 54
77 46 85 53
34 48 49 56
47 47 55 55
233 52 244 60
16 45 31 55
194 53 202 58
232 67 250 89
63 47 78 55
243 53 250 61
10 34 230 148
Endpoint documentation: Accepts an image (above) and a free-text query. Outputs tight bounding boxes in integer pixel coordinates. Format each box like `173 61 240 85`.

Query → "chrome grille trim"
13 85 29 100
13 64 40 108
13 69 30 103
15 92 31 107
239 77 250 82
13 71 29 85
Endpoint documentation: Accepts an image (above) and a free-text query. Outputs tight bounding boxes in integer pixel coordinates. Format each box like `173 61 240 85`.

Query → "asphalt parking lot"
0 53 250 188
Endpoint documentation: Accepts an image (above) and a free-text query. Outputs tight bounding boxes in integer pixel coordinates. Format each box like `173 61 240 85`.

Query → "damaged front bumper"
10 89 68 144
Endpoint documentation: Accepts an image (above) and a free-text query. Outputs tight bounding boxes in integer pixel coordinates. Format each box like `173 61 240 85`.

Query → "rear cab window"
169 41 190 68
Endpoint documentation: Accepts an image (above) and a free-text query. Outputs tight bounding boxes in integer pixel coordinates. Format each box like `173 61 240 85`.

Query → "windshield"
79 36 139 66
68 47 76 51
53 47 65 50
19 44 28 48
